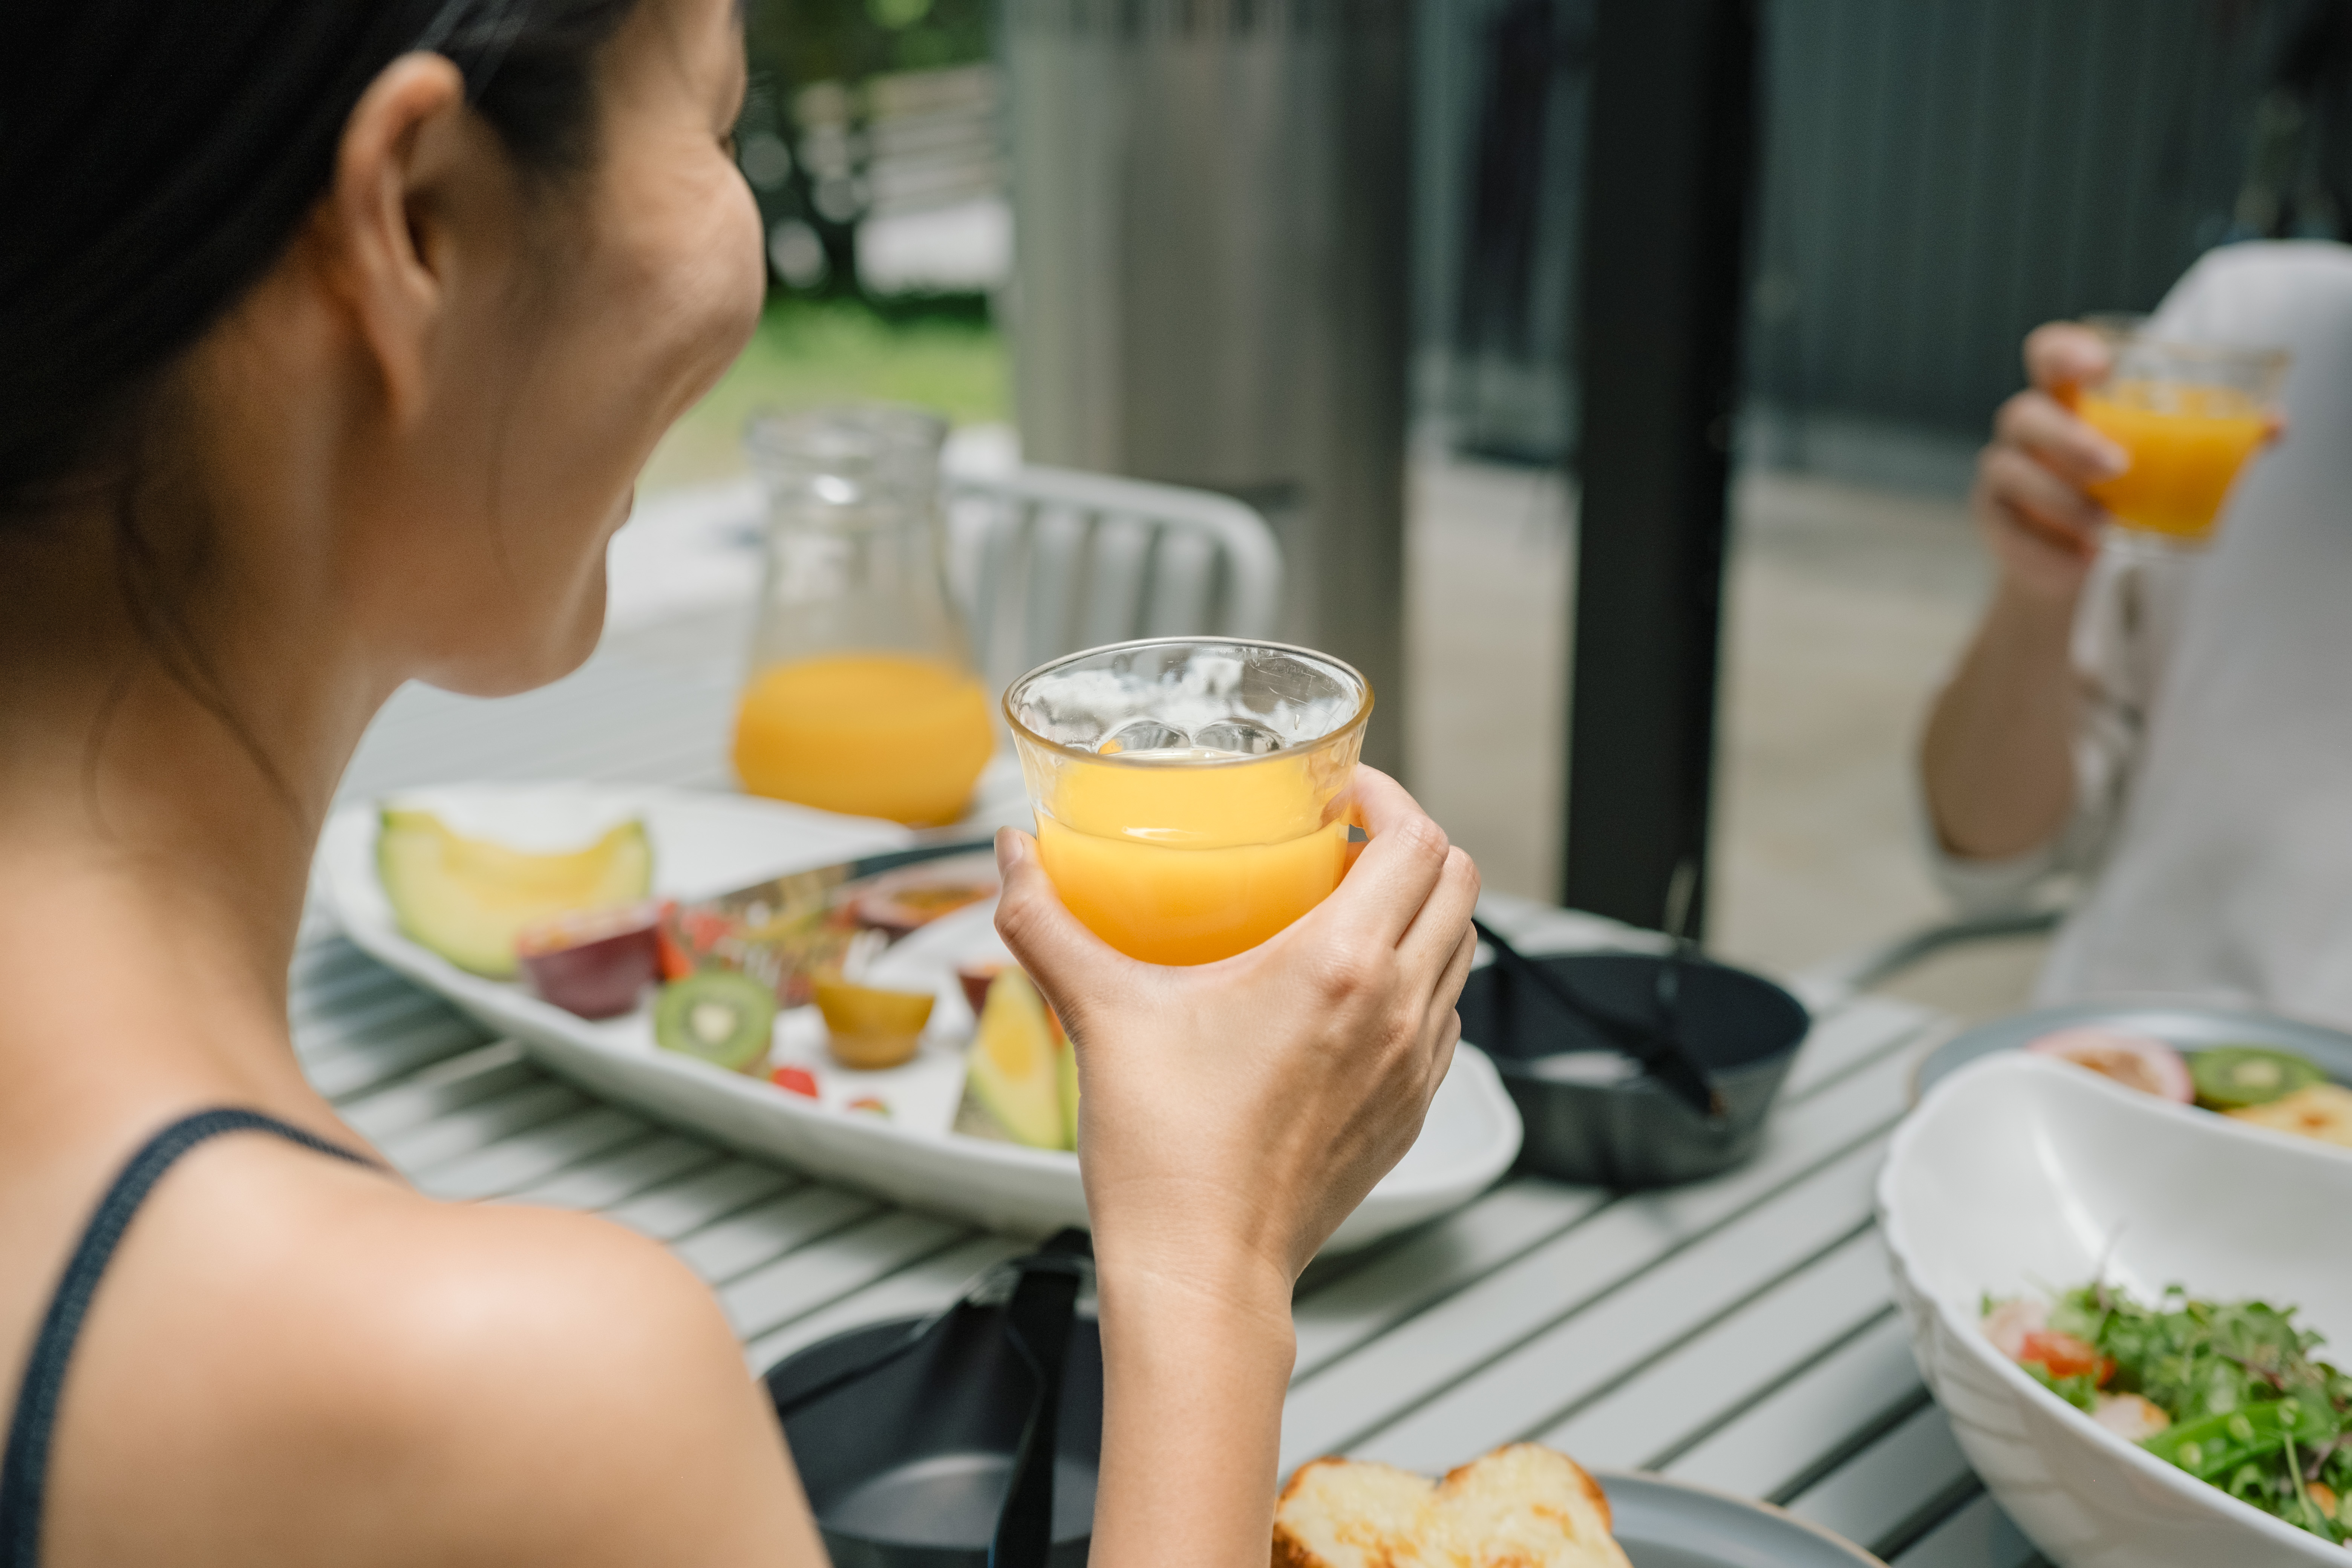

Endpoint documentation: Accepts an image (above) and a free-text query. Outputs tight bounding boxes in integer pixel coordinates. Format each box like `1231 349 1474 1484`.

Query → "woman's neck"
0 502 388 1105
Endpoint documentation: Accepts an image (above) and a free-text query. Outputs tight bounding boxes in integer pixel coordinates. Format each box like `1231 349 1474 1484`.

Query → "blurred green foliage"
640 294 1008 491
745 0 992 90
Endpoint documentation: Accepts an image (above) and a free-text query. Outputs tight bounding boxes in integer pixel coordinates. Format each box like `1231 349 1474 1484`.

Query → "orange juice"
1034 749 1350 965
733 652 992 827
2076 380 2270 540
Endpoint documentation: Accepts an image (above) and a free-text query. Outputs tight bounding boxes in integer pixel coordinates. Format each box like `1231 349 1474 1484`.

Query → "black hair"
0 0 643 521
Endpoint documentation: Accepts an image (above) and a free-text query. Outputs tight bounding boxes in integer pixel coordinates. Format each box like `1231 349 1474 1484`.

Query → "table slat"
1664 1312 1923 1498
1892 1491 2045 1568
1280 1040 1918 1470
1344 1138 1885 1474
1534 1225 1893 1469
1787 1399 1977 1553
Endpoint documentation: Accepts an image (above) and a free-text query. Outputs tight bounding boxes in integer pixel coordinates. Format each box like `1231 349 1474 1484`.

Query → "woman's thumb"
991 827 1102 1001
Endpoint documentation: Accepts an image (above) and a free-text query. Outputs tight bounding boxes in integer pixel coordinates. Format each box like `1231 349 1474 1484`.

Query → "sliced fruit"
957 959 1010 1017
845 1095 891 1118
968 969 1066 1150
2225 1081 2352 1148
2017 1329 2113 1386
653 971 776 1073
813 978 935 1071
2025 1027 2193 1102
377 808 652 978
2189 1044 2327 1110
853 876 995 936
770 1065 819 1098
516 901 662 1019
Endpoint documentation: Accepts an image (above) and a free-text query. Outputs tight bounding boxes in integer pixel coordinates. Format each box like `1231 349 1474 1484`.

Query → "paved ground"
1403 446 2049 1022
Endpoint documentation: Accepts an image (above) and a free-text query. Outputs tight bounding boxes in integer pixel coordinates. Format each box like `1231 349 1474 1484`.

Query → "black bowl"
765 1306 1102 1568
1460 951 1809 1188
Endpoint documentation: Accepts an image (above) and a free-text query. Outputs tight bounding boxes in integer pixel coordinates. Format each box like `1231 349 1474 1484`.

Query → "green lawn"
639 294 1010 492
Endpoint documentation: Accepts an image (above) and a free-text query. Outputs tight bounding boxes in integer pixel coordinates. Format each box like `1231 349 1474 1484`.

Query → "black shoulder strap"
0 1109 375 1568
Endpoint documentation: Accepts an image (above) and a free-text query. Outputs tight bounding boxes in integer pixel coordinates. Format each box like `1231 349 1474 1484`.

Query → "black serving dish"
1460 950 1810 1188
764 1263 1101 1568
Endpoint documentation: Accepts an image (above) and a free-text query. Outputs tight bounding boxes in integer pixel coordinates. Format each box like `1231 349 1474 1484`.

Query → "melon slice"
377 808 652 977
968 969 1067 1150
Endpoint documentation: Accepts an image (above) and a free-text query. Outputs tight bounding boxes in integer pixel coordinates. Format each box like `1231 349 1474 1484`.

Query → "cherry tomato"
2018 1329 2114 1386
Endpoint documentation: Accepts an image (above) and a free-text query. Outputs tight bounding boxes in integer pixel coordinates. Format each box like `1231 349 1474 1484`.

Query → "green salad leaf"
1998 1284 2352 1544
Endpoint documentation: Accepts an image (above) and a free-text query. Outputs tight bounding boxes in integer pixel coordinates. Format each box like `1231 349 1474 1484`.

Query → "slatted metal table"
305 616 2045 1568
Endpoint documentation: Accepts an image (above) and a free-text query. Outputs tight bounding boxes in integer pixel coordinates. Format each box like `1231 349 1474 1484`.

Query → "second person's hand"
1974 321 2127 606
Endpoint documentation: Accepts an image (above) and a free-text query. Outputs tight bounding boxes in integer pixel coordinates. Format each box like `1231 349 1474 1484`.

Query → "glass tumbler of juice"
1004 639 1371 965
732 406 993 827
2071 318 2289 551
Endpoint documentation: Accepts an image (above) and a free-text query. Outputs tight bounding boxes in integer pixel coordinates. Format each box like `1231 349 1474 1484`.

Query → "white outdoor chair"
942 463 1284 694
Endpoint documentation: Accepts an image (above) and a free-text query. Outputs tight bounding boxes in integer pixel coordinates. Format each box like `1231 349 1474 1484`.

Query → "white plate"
1878 1052 2350 1568
315 782 1523 1247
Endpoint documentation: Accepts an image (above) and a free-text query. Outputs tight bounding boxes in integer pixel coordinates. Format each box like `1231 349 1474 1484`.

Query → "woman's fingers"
992 828 1128 1019
1397 844 1481 977
1433 921 1479 1017
1977 446 2104 554
1326 767 1453 950
2023 321 2111 392
1993 389 2127 488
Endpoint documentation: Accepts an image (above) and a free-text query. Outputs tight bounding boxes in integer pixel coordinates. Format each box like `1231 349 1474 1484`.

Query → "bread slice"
1272 1456 1435 1568
1273 1444 1631 1568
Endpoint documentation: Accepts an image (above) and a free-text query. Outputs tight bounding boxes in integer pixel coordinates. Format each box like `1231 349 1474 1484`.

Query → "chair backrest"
943 463 1284 693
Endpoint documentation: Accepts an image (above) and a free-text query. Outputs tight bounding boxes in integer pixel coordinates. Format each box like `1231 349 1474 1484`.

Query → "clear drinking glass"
2074 316 2289 553
1004 639 1372 965
732 406 993 827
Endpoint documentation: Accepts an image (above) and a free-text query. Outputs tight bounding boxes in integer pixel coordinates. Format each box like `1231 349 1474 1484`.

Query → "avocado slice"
968 970 1067 1150
654 971 777 1073
377 808 652 977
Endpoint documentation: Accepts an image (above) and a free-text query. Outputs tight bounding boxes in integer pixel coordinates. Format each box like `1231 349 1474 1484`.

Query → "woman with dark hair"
0 2 1480 1564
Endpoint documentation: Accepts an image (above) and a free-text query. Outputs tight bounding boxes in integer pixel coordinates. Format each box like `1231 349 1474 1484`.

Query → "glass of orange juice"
1004 639 1371 965
732 407 994 826
2072 318 2289 551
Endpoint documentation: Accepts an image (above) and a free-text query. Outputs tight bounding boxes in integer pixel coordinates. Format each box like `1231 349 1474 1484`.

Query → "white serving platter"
315 782 1522 1248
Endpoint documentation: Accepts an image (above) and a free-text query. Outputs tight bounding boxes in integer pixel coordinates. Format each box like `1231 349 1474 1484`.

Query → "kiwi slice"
654 971 777 1073
2189 1044 2326 1110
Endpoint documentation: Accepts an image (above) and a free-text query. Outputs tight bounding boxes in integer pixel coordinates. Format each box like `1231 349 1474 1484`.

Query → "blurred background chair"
944 464 1283 694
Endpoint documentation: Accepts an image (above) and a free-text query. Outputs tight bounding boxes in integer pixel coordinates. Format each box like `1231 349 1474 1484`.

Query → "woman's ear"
313 53 476 424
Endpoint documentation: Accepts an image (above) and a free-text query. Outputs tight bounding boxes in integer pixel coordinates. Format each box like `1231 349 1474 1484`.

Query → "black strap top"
0 1109 375 1568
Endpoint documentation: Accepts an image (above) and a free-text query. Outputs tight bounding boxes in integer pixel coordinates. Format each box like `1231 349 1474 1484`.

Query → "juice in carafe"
733 651 992 827
2075 379 2270 541
1033 747 1350 966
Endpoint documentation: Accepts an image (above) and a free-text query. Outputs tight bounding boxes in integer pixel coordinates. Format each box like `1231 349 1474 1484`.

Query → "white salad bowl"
1877 1052 2349 1568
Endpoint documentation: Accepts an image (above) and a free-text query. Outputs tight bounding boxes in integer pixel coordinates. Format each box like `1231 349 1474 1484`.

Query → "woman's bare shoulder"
49 1135 824 1568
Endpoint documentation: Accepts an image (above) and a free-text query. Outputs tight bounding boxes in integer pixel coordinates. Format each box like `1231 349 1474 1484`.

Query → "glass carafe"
731 406 993 827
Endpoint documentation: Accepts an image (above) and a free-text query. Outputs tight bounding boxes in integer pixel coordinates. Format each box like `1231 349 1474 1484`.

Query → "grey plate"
1916 999 2352 1100
1599 1471 1884 1566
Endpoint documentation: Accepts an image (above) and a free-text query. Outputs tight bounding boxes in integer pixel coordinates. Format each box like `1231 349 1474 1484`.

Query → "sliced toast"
1272 1442 1631 1568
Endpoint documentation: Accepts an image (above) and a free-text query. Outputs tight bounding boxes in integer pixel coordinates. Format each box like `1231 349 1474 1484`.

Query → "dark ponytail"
0 0 642 520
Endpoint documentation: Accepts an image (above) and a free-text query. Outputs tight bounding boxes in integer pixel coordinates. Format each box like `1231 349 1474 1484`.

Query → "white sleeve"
1924 547 2189 916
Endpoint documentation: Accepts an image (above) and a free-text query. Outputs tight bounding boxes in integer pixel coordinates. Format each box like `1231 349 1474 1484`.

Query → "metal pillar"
1003 0 1413 776
1561 0 1757 935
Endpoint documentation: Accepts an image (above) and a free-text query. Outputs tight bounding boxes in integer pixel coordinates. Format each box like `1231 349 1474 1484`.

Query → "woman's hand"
993 765 1478 1568
1972 322 2127 606
993 765 1479 1299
